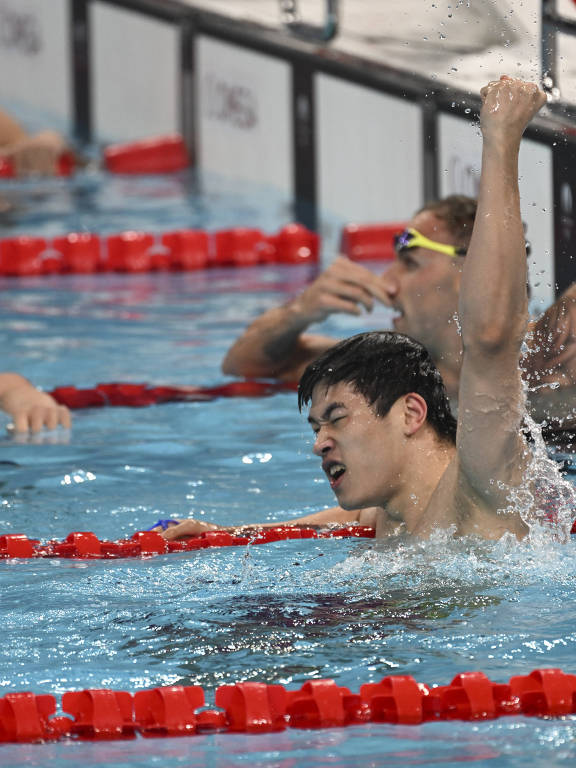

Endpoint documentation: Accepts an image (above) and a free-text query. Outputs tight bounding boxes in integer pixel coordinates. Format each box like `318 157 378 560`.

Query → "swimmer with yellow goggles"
393 228 467 257
394 228 531 258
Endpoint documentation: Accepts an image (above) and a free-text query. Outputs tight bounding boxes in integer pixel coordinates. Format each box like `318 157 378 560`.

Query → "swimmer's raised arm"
221 257 388 381
153 505 381 541
0 373 71 432
454 78 546 508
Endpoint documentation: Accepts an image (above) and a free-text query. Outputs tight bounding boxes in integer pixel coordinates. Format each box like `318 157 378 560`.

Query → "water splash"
515 412 576 542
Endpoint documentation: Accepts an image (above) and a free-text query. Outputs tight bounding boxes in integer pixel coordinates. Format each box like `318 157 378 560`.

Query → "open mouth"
325 462 346 489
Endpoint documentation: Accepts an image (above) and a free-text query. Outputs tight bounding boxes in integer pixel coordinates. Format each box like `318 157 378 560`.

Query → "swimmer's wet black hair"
298 331 457 443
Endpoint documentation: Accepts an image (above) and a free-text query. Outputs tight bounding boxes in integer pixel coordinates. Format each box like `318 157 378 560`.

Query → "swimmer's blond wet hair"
298 331 457 444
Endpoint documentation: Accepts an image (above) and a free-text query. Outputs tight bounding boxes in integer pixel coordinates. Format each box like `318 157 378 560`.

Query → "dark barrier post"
553 138 576 294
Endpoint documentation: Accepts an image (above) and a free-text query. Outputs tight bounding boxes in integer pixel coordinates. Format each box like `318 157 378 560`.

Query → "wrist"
285 297 318 329
480 131 522 155
0 373 32 399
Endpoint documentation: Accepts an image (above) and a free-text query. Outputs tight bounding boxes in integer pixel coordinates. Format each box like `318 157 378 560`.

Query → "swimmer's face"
379 210 464 353
308 381 404 510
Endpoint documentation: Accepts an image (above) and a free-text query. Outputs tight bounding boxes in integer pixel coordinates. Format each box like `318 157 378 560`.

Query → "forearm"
460 139 527 350
217 506 364 530
222 301 313 379
159 506 366 540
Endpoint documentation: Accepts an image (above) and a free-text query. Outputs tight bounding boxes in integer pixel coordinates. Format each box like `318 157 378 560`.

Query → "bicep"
457 350 528 503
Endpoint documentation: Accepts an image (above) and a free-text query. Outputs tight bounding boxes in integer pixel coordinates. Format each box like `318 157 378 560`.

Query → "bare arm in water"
0 373 71 432
152 505 394 541
524 282 576 430
221 257 389 381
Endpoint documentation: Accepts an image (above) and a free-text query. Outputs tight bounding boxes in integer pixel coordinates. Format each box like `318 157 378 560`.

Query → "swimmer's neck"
375 438 455 536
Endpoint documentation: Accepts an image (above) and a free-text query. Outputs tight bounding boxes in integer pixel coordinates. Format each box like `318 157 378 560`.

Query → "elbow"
461 299 528 355
221 351 263 378
462 321 525 356
221 352 240 377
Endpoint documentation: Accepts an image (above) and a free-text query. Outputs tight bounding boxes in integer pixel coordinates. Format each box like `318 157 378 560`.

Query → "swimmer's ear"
402 393 428 437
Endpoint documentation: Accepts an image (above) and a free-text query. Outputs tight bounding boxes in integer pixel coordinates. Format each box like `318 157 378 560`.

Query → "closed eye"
309 414 345 435
308 402 348 434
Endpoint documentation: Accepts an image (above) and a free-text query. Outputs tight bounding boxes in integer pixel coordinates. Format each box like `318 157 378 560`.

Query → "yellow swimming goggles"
393 228 467 258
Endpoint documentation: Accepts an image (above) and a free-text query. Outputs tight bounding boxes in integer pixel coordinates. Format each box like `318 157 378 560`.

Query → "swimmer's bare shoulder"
416 457 528 540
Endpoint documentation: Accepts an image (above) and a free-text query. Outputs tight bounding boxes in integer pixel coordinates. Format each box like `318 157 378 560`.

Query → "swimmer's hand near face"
291 256 389 324
0 374 72 433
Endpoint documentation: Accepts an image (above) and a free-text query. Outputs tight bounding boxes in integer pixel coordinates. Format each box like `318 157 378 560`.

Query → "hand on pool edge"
154 519 223 540
0 373 72 433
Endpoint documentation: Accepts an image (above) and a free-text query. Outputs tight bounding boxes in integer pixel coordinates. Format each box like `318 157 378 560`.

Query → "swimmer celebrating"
222 152 575 439
159 76 550 542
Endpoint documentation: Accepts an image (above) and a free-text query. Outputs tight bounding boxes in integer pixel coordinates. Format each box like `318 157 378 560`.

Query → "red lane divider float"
2 668 576 743
0 151 76 179
0 218 414 276
48 380 298 409
0 135 190 179
340 221 407 262
103 135 190 175
0 223 319 276
0 526 376 560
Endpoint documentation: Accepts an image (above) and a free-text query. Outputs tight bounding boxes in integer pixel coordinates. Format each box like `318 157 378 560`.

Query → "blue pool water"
1 173 576 767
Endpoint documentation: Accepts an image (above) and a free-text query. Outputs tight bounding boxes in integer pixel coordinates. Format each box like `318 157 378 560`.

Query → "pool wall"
0 0 575 305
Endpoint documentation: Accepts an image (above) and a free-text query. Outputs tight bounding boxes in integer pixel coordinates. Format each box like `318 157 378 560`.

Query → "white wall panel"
438 113 555 310
196 36 293 203
316 74 423 259
91 3 179 143
0 0 70 131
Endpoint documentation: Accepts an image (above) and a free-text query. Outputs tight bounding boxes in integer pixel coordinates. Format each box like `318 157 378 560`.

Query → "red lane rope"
0 215 413 277
0 135 190 179
48 380 298 409
0 223 319 276
0 526 376 560
1 668 575 742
